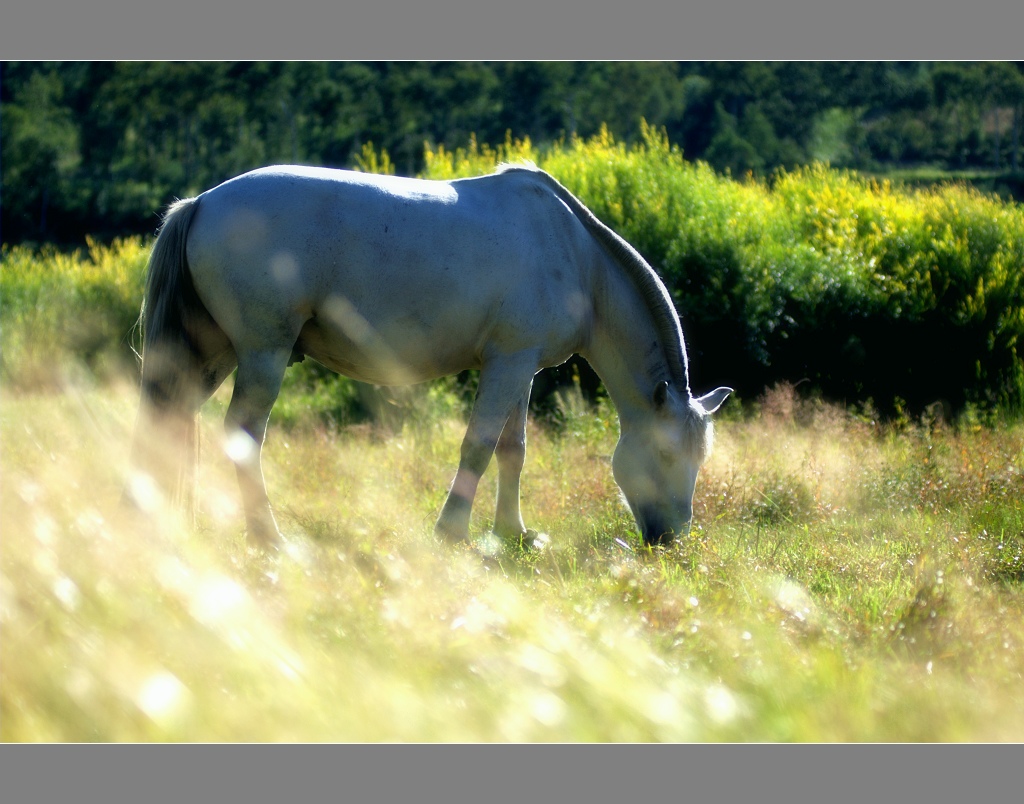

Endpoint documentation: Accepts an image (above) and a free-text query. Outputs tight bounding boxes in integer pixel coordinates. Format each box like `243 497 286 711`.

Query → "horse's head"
612 382 731 545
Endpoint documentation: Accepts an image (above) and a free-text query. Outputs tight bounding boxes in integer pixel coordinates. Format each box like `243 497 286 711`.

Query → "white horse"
129 164 731 548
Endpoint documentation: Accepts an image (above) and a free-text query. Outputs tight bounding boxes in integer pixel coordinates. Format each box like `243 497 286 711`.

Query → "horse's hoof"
502 529 548 550
434 524 469 545
247 522 283 552
248 538 282 554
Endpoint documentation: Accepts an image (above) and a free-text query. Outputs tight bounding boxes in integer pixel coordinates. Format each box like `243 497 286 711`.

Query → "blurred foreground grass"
2 376 1022 742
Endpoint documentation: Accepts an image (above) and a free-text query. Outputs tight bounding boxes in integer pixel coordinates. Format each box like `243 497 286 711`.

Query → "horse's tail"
126 195 207 519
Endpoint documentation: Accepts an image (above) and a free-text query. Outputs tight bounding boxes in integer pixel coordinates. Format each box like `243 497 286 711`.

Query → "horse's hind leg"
493 384 533 541
192 323 238 409
224 348 291 549
126 310 234 514
436 353 538 543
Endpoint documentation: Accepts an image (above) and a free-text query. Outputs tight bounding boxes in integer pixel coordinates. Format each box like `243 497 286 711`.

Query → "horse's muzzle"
639 507 691 546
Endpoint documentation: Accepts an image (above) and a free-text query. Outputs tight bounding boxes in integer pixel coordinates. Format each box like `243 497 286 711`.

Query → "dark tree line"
3 61 1024 245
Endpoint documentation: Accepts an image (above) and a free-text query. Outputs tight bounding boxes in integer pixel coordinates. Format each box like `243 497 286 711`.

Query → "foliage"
1 237 149 387
420 131 540 180
4 129 1024 413
3 62 1024 245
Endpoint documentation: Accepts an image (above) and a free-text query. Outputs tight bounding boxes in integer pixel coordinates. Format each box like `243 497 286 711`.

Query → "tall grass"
1 380 1022 742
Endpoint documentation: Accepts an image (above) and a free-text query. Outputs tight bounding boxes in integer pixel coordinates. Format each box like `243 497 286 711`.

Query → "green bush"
5 128 1023 416
1 237 148 386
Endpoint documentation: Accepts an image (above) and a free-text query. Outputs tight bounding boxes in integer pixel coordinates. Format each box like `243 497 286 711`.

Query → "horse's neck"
583 258 675 421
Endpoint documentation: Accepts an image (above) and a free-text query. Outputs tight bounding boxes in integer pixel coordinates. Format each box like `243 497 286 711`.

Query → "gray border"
1 2 1023 59
2 745 1023 803
3 0 1023 801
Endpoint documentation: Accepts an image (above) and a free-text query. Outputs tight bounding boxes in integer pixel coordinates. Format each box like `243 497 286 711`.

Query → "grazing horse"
128 164 731 548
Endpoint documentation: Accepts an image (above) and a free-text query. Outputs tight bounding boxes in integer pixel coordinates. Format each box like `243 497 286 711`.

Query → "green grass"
2 377 1022 742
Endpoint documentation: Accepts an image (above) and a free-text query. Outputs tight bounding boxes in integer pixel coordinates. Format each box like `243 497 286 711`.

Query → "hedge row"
3 127 1023 416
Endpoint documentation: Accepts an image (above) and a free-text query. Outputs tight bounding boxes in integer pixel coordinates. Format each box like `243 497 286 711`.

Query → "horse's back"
185 166 593 382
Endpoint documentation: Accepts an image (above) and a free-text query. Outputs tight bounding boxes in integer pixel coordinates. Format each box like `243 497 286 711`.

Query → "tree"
980 62 1024 170
704 102 763 176
1 65 83 241
3 61 1024 247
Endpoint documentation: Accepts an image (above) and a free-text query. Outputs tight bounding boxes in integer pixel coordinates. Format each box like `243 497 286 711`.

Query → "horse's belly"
296 312 482 386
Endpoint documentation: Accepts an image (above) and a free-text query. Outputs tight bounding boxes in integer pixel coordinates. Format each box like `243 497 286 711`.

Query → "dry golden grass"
2 377 1022 742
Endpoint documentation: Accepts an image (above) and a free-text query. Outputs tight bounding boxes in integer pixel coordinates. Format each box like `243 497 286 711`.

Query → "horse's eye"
659 449 674 464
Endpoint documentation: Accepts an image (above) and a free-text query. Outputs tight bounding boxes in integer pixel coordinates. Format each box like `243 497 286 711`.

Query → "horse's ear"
696 387 733 414
653 381 670 410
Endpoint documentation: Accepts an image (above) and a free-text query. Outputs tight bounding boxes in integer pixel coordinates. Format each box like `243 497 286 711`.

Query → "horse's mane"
497 163 691 392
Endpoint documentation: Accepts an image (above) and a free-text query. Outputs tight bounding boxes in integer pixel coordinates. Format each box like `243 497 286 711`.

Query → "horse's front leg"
435 354 538 543
493 384 532 541
225 348 291 550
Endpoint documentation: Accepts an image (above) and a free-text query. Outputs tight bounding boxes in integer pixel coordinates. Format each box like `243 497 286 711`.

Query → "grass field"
2 372 1022 742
